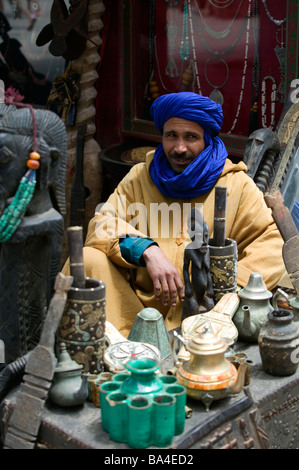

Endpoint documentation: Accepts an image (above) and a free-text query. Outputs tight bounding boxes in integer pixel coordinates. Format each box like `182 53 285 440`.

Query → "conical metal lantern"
128 308 171 362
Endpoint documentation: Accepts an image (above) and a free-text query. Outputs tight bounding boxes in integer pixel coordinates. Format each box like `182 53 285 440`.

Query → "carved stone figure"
0 105 67 363
182 208 214 322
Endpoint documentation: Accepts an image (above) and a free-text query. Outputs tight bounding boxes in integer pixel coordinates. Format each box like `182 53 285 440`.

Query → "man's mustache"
169 152 191 160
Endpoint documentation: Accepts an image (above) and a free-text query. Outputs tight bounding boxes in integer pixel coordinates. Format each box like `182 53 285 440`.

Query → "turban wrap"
150 92 228 199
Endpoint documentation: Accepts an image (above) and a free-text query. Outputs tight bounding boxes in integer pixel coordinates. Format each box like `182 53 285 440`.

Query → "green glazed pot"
121 357 163 396
99 358 187 448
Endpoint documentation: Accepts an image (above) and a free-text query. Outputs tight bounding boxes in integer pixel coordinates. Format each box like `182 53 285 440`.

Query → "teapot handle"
272 287 290 310
172 330 187 366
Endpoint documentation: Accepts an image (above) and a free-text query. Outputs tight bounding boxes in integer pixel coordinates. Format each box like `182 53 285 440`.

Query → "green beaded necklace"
0 101 39 242
0 170 36 242
179 0 190 61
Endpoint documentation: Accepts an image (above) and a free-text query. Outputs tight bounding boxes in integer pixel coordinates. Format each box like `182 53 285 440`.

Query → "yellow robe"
70 155 285 337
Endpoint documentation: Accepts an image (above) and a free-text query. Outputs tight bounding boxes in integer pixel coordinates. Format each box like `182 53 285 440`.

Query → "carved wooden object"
3 273 73 449
63 0 105 261
265 190 299 294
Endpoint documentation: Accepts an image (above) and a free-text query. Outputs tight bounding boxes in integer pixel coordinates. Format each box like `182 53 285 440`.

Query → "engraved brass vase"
209 238 238 303
57 278 106 374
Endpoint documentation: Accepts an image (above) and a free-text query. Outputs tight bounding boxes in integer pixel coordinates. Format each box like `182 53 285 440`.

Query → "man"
70 92 285 337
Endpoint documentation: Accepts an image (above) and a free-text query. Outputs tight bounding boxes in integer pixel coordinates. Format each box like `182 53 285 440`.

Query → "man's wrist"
142 244 159 262
119 236 158 266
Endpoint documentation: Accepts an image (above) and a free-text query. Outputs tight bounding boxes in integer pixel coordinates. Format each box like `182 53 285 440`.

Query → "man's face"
162 117 205 174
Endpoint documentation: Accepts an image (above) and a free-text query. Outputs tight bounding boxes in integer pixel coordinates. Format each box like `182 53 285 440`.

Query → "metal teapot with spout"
49 343 88 407
176 325 248 411
233 273 273 342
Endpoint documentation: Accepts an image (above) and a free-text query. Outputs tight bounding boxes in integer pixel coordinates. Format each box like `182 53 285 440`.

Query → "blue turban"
151 91 223 137
149 92 228 199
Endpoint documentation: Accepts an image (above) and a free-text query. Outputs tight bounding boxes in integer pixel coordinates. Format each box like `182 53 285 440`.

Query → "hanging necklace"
165 0 182 6
195 0 249 106
154 36 183 92
0 99 40 242
153 1 190 94
180 0 190 61
0 170 36 242
261 75 277 130
261 0 286 27
274 25 286 102
193 9 248 56
204 58 229 105
261 0 286 103
251 0 260 102
195 0 244 40
146 0 162 101
208 0 235 8
147 0 156 84
227 0 251 134
187 0 202 94
165 7 180 78
248 0 260 133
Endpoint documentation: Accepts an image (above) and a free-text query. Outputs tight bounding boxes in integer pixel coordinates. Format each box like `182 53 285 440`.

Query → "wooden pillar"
63 0 105 262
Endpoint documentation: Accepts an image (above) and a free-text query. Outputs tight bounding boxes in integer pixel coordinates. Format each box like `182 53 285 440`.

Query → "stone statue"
181 208 214 322
0 105 67 363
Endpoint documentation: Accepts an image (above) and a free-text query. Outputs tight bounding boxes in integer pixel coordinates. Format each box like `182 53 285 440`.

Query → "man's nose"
175 138 187 153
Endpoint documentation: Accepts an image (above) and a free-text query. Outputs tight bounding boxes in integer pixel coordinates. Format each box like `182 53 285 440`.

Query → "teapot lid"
238 272 272 300
186 324 228 356
55 343 83 373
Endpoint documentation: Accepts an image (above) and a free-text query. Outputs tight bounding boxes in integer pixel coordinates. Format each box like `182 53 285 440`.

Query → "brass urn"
176 325 248 411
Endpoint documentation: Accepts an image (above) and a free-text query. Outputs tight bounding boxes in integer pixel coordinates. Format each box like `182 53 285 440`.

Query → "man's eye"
165 133 176 138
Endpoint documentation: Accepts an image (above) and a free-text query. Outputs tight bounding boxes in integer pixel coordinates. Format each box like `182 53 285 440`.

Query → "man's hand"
142 245 185 307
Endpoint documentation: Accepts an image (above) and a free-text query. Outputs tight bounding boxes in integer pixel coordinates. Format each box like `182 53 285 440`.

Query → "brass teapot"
176 325 248 411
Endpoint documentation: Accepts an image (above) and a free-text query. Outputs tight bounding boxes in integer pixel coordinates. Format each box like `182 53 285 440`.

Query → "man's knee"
83 246 110 278
62 246 111 278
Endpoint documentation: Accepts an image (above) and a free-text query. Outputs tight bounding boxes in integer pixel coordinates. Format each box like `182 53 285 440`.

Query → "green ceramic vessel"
99 358 186 448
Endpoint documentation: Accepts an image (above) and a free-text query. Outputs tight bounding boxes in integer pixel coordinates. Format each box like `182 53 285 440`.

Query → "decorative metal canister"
209 239 238 302
57 277 106 374
258 309 299 376
209 187 238 302
57 227 106 374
